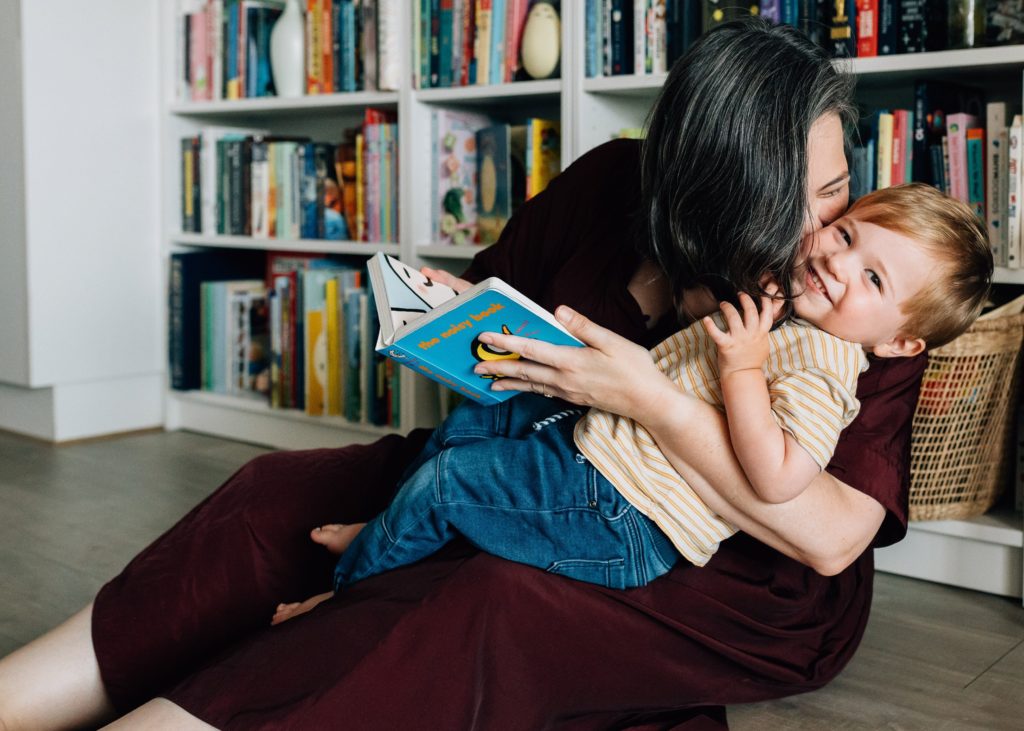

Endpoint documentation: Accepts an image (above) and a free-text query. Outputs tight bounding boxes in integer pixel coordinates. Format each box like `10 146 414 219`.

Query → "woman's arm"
473 307 885 575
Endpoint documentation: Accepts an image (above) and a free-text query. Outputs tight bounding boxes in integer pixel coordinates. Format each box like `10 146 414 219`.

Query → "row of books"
850 82 1023 268
176 0 401 102
414 0 542 89
432 111 561 245
587 1 1024 77
180 108 398 243
170 249 398 425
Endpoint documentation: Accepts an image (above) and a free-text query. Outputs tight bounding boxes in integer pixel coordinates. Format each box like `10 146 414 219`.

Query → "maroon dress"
93 140 924 729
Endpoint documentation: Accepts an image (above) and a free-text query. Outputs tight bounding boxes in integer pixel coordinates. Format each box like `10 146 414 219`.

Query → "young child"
273 183 991 623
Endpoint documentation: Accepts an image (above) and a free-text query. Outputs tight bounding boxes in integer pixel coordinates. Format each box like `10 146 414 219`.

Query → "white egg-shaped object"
520 3 561 80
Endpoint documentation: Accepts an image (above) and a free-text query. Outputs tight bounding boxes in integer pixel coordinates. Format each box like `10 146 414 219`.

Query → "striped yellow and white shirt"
574 317 868 567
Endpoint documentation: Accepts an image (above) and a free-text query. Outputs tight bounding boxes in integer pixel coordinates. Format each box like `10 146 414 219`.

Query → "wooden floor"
0 429 1021 730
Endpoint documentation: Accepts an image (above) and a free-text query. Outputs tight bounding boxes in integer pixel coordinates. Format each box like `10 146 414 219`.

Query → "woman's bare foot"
271 591 334 626
310 523 366 554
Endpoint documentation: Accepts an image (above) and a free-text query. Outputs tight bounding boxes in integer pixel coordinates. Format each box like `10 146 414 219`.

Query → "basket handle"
979 292 1024 320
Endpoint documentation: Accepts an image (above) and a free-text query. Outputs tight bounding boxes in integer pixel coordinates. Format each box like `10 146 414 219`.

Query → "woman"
0 19 923 729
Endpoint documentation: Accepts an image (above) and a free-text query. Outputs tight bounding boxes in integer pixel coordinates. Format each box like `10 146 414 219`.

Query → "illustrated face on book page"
382 256 459 330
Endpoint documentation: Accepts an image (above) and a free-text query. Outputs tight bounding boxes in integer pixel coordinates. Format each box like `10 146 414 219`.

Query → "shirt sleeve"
826 353 928 547
769 365 862 471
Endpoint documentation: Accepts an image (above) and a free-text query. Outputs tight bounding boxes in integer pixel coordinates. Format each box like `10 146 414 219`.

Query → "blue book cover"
368 253 582 406
490 0 507 84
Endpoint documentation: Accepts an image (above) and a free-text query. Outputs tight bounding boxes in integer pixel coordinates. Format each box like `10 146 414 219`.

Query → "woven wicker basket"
909 295 1024 521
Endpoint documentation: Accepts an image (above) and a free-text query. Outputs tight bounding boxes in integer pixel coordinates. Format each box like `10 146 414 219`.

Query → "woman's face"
804 113 850 236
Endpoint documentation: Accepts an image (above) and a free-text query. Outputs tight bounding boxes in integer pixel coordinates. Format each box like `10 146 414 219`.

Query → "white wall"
0 0 162 440
0 0 31 386
20 0 162 388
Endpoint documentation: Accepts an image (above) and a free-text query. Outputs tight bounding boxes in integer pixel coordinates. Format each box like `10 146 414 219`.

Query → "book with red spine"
856 0 878 57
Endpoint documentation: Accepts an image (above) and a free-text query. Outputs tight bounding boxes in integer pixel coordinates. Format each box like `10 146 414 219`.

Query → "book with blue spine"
368 253 582 406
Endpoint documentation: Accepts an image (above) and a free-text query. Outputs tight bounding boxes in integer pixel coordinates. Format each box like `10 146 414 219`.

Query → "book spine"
995 128 1011 267
856 0 878 56
586 0 598 77
356 132 366 240
829 0 856 57
1007 115 1022 268
490 0 507 84
634 0 647 76
609 0 633 75
322 0 334 93
966 127 986 220
474 0 492 85
897 0 926 53
325 277 341 415
878 0 898 54
987 102 1008 265
460 0 475 85
505 0 526 82
651 0 667 73
169 255 187 389
439 0 454 86
451 0 464 86
947 113 978 203
891 110 906 186
378 0 401 90
420 0 432 87
299 143 319 239
877 112 894 189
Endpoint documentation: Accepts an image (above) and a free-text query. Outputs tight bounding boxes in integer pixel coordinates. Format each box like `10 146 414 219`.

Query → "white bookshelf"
158 3 1024 601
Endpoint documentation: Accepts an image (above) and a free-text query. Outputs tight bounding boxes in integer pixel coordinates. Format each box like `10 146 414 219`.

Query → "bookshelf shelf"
994 267 1024 286
168 90 400 117
583 73 667 96
415 244 484 260
414 79 562 105
168 390 401 450
170 233 400 256
847 46 1024 79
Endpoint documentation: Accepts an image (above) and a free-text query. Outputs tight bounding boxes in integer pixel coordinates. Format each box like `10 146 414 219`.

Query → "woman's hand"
471 306 673 422
420 266 472 294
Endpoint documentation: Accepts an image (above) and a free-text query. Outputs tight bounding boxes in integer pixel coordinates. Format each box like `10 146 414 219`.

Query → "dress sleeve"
825 353 927 547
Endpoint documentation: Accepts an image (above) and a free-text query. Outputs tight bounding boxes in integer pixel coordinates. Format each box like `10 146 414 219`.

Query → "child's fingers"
702 315 727 345
719 301 743 332
737 293 759 330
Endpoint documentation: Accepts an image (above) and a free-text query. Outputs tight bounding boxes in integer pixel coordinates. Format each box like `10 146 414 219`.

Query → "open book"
368 253 583 405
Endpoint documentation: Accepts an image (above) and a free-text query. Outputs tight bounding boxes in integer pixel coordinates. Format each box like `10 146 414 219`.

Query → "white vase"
270 0 305 98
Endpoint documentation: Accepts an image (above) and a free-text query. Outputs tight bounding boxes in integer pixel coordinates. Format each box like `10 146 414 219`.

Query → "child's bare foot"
271 591 334 625
310 523 366 554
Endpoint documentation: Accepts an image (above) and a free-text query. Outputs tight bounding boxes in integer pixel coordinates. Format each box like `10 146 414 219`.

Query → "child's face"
791 212 933 357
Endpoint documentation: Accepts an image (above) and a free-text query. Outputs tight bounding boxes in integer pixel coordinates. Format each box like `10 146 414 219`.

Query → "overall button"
588 500 598 508
575 453 586 464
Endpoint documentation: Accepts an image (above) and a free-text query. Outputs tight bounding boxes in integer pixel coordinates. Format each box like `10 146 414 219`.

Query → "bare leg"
0 603 115 731
309 522 366 554
101 699 216 730
271 591 334 625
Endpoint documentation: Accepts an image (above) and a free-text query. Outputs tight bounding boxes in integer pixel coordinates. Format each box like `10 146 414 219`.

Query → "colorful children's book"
476 123 526 245
367 253 582 406
432 109 493 245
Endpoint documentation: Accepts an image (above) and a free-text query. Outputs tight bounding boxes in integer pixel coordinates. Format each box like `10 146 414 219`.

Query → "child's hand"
702 291 774 377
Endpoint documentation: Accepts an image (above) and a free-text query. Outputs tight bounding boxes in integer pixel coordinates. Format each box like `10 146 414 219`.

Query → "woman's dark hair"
640 16 857 313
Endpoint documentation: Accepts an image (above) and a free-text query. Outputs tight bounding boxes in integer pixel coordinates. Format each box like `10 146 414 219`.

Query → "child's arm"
702 293 820 504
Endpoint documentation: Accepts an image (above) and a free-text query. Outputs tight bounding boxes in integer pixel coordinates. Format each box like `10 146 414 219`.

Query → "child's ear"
871 335 926 358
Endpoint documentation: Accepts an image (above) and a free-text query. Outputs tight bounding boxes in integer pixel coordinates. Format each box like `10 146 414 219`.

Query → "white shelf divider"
168 90 400 116
170 233 400 255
